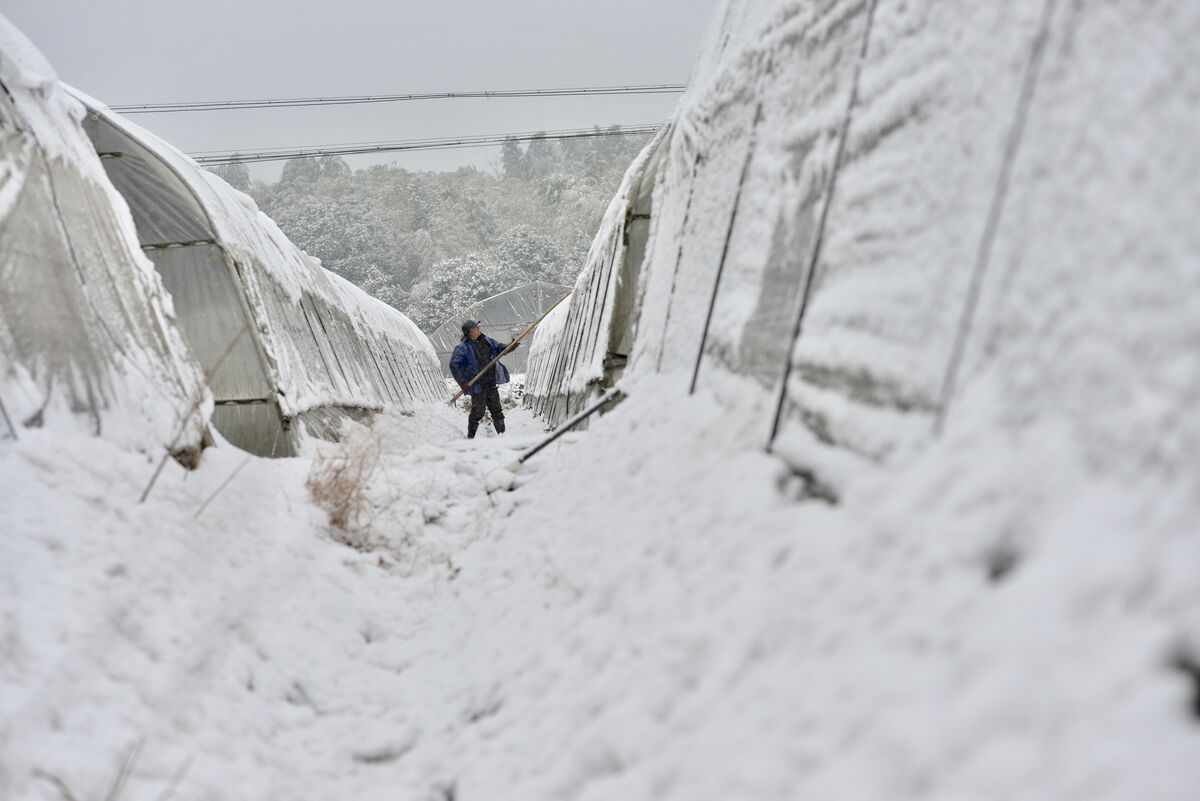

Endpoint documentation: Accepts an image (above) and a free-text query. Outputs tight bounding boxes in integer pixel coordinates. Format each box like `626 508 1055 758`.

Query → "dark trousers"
468 381 505 437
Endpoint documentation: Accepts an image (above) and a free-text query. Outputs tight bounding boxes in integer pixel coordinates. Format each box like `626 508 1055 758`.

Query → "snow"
0 17 107 193
4 1 1200 799
5 374 1197 800
0 12 208 455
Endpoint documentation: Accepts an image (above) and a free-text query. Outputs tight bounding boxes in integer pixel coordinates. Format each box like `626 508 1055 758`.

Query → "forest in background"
209 128 650 332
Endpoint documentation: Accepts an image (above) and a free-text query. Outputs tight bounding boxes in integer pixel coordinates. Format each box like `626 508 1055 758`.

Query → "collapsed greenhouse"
71 92 445 457
428 280 570 377
0 27 208 460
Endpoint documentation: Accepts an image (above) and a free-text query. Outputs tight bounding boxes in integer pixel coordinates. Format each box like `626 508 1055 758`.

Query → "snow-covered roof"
0 13 208 456
523 124 671 423
70 89 444 424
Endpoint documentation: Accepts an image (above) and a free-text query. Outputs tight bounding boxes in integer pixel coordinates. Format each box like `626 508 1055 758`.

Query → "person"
449 320 518 439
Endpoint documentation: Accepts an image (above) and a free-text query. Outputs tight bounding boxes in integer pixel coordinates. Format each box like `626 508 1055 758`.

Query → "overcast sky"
3 0 718 179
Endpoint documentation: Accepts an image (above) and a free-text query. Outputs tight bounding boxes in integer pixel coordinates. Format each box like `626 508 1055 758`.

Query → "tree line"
209 127 650 332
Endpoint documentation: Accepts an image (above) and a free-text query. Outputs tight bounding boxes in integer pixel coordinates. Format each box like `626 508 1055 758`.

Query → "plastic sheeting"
428 280 570 377
72 90 446 456
148 244 273 402
0 17 207 457
628 0 986 458
83 116 211 247
623 0 987 459
523 128 669 428
617 0 1200 481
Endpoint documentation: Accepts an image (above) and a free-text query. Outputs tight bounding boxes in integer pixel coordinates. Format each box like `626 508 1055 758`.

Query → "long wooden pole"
504 388 623 472
450 290 571 404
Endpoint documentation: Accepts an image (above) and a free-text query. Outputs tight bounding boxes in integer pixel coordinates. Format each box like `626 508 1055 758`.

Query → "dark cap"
461 320 480 335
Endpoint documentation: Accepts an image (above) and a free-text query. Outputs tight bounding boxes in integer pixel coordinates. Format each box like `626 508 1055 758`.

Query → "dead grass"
305 422 386 549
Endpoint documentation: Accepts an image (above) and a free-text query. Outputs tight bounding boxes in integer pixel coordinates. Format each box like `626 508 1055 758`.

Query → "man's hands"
508 340 520 350
458 382 470 395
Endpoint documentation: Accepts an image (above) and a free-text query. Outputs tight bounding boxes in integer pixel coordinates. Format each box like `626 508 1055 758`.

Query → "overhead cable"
113 84 687 114
190 124 662 166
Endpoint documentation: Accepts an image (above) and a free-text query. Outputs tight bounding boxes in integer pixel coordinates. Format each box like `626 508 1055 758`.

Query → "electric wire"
113 84 687 114
191 124 661 165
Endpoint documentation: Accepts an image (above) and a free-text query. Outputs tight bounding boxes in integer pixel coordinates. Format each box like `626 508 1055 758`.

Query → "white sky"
3 0 718 179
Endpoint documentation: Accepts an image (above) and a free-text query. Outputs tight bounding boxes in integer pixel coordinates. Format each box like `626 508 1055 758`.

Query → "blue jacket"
450 335 511 395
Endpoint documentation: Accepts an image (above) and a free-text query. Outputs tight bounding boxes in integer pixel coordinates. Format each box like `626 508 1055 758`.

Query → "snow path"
3 375 1198 801
0 396 577 801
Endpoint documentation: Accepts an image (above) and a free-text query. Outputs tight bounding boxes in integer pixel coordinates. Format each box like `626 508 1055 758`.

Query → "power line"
190 124 662 166
189 124 659 157
113 84 687 114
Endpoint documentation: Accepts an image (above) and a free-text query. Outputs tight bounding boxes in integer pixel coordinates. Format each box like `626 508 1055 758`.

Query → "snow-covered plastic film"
0 18 207 458
618 0 1200 489
71 91 446 456
523 127 670 428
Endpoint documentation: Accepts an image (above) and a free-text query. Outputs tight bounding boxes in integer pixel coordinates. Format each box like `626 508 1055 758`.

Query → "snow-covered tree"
495 225 567 285
521 133 559 180
413 254 502 329
209 157 251 192
251 129 653 329
501 139 525 180
280 157 323 186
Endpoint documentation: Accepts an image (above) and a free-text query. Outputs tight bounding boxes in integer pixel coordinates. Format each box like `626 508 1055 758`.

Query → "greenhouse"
524 0 1200 496
0 32 207 461
73 92 446 457
523 127 669 427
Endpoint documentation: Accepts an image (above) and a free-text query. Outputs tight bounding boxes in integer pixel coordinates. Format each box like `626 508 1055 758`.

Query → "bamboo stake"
139 325 248 504
504 388 623 472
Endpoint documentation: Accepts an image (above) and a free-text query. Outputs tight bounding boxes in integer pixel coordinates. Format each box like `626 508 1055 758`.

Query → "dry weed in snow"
306 419 388 549
304 405 506 558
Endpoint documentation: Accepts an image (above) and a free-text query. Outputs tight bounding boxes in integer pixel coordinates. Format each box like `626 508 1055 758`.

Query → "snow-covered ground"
1 400 540 801
4 372 1198 800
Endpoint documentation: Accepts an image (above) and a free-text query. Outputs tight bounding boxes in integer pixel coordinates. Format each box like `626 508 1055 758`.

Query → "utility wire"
188 124 655 156
113 84 687 114
191 124 662 166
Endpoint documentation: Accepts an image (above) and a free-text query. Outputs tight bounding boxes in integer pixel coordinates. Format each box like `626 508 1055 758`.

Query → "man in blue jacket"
449 320 518 438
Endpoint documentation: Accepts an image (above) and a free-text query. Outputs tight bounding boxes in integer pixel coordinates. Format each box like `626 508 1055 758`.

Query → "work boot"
495 417 506 434
467 423 478 439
